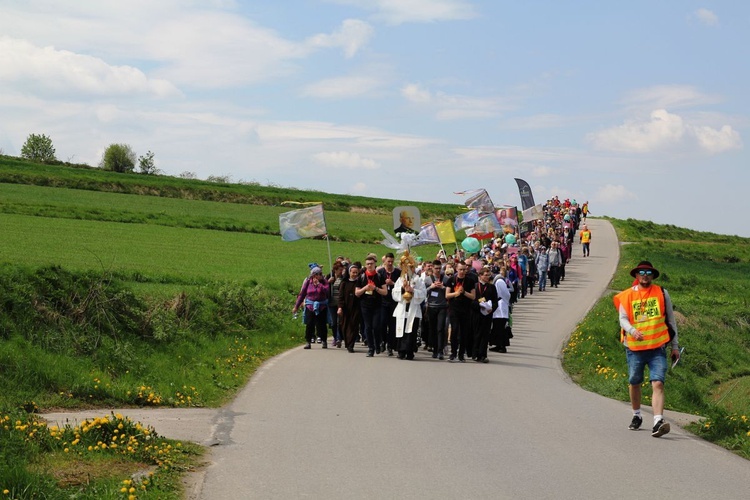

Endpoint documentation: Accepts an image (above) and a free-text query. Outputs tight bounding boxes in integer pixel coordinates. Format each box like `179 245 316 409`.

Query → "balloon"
504 233 517 244
461 237 480 253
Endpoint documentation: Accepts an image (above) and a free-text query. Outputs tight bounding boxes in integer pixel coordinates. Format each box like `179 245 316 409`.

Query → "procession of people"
293 196 589 363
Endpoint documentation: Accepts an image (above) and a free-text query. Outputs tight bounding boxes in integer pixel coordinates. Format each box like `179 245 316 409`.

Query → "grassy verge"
563 218 750 458
1 410 203 499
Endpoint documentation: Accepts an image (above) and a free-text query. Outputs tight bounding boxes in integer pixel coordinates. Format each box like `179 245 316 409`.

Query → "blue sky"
1 1 748 236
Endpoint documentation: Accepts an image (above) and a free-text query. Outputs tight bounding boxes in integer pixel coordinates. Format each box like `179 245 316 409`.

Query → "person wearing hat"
614 261 680 437
293 266 330 349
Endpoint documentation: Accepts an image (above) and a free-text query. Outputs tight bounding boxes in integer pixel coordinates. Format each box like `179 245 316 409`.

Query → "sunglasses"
638 270 653 276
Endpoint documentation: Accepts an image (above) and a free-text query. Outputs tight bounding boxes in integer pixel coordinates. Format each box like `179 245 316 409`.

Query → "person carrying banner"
579 224 592 257
293 266 330 349
614 261 680 437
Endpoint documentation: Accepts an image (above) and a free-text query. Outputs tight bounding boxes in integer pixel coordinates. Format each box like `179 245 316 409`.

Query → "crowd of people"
293 197 591 363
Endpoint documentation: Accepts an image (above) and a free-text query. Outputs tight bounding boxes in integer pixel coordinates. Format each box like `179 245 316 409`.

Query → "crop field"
0 183 448 289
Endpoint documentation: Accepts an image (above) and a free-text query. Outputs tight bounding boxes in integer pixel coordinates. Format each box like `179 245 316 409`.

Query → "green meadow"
1 157 748 498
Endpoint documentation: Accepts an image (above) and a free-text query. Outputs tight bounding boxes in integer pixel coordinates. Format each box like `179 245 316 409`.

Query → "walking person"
292 266 330 349
580 224 592 257
490 268 512 353
547 241 563 288
446 262 477 362
337 263 362 352
614 261 680 437
328 262 345 347
377 252 401 356
358 255 386 357
472 266 498 363
425 259 448 360
535 246 549 291
391 252 426 360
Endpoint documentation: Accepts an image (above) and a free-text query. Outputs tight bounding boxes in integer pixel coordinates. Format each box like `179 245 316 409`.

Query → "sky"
1 1 748 237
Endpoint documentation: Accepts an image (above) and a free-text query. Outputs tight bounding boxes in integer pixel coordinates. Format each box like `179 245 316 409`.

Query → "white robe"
392 274 426 338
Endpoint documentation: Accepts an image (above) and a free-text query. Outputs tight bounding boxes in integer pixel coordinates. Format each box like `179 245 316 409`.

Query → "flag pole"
322 207 333 273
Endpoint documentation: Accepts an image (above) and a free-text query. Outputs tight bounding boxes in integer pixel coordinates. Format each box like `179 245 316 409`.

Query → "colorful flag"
279 204 327 242
454 209 479 231
435 220 456 244
456 188 494 214
514 178 536 211
495 207 519 229
471 213 502 237
414 222 441 246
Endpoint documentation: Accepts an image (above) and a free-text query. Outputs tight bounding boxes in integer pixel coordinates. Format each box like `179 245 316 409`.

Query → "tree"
21 133 57 163
138 150 159 175
179 171 197 179
100 143 136 173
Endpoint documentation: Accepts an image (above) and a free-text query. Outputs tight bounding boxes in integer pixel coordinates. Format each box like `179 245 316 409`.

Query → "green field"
1 157 749 498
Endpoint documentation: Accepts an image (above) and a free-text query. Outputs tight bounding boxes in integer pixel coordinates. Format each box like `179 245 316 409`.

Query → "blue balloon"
461 237 480 253
504 233 517 244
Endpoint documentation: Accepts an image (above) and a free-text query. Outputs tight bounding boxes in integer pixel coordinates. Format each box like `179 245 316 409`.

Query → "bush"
21 134 57 163
99 144 136 173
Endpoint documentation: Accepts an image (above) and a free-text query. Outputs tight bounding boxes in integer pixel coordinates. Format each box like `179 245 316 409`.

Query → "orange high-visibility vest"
613 284 670 350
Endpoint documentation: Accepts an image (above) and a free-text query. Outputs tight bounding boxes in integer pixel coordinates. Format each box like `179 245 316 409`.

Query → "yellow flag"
435 220 456 244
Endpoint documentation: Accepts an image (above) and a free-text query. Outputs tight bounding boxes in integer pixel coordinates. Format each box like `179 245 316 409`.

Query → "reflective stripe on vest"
614 284 670 351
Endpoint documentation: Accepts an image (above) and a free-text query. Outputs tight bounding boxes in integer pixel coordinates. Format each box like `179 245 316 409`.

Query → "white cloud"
306 19 374 58
623 85 720 110
326 0 476 25
588 109 742 154
692 125 742 153
256 121 437 149
694 8 719 26
593 184 637 204
313 151 380 169
350 182 367 193
401 83 513 120
0 37 181 98
588 109 685 153
303 75 384 99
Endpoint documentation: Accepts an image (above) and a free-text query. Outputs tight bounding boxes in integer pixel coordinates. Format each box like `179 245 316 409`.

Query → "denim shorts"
626 346 667 385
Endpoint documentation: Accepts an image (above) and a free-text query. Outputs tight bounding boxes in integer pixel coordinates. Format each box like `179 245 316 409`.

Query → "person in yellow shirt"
579 224 591 257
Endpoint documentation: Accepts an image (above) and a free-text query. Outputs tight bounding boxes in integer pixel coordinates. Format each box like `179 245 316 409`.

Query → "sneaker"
628 415 642 430
651 419 670 437
304 343 311 350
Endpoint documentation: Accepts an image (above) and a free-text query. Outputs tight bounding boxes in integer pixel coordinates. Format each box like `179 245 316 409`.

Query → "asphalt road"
44 219 750 499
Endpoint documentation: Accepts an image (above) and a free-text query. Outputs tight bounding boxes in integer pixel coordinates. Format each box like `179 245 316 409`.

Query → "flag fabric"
514 178 536 211
456 189 494 214
495 207 518 229
454 209 479 231
415 222 441 246
435 220 456 244
470 213 502 238
522 204 544 221
279 204 327 242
